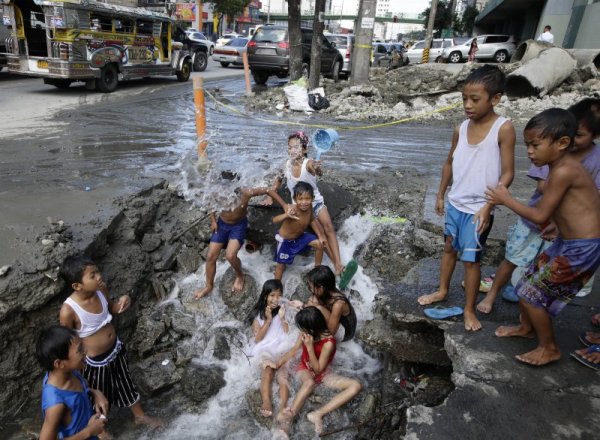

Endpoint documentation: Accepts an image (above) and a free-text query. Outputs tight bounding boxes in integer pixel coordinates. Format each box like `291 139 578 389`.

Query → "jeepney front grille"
6 36 18 54
51 41 70 60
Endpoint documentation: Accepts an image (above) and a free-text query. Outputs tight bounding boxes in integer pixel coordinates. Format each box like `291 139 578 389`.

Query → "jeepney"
1 0 192 92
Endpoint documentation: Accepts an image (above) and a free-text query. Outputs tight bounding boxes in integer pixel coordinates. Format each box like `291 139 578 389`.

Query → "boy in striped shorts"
59 255 164 428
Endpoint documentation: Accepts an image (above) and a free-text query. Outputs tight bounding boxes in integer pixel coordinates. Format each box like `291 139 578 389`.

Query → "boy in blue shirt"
418 65 516 331
37 325 108 440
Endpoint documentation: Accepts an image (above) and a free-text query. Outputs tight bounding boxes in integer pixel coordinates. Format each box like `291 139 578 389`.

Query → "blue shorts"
211 217 248 245
313 202 325 217
274 232 317 265
505 218 551 267
444 203 494 263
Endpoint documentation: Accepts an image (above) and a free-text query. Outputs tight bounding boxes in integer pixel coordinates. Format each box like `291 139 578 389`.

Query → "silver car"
326 34 354 76
213 37 249 68
441 35 516 63
405 39 455 64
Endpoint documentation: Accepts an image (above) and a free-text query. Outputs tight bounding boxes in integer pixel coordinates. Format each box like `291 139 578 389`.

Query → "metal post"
423 0 438 63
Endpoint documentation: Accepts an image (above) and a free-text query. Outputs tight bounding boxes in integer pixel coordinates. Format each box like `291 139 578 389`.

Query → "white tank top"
64 291 112 338
448 117 508 214
285 158 325 205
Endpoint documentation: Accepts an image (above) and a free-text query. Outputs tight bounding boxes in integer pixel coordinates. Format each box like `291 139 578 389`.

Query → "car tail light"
248 40 257 48
346 44 352 59
277 41 289 49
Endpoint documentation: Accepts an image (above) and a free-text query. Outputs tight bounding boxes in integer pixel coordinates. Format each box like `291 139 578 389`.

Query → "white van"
406 38 455 64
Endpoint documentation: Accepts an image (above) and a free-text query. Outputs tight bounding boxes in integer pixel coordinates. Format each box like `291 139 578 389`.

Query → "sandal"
461 275 494 293
570 344 600 371
424 306 464 320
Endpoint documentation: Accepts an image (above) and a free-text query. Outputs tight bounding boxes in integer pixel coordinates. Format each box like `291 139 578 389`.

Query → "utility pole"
195 0 202 32
267 0 271 23
350 0 376 85
422 0 438 63
308 0 326 90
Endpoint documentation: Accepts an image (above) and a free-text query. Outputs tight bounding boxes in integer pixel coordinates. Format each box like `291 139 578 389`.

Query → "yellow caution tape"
355 44 373 49
203 89 461 131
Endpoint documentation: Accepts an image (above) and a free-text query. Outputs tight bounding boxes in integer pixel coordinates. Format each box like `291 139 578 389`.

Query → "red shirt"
297 336 336 384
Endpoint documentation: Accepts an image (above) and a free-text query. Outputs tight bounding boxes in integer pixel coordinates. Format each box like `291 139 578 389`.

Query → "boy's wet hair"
568 98 600 136
36 325 78 371
295 306 328 338
220 170 240 181
288 131 309 149
60 255 96 286
464 65 505 97
525 108 577 146
293 181 314 199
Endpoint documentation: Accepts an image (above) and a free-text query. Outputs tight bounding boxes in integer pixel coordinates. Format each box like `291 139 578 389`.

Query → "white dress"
248 314 292 363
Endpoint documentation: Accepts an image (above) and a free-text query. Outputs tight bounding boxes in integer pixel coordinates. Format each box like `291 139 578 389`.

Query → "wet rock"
131 316 166 357
213 333 231 360
0 266 11 277
245 388 273 429
176 245 202 274
153 244 180 271
219 268 259 322
141 233 162 252
132 352 181 396
180 363 226 404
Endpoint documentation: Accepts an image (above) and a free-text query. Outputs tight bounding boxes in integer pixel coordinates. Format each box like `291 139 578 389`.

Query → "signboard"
441 28 453 38
174 4 209 22
361 17 374 29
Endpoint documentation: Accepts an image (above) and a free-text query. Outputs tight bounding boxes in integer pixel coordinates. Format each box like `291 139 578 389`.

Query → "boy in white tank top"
417 65 516 332
59 255 164 428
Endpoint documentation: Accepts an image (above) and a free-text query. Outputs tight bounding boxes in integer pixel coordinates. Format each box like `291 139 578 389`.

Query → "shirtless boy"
486 108 600 366
59 256 163 427
273 181 326 280
195 175 288 298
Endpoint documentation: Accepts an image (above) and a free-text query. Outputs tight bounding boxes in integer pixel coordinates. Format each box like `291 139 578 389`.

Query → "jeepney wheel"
51 79 72 89
177 60 191 82
193 51 208 72
96 64 118 93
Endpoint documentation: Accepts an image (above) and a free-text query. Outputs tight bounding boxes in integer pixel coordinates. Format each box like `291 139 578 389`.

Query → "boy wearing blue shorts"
195 175 288 298
418 65 516 332
273 182 325 280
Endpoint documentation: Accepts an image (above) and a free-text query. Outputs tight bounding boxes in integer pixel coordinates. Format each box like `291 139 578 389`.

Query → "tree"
421 0 457 37
458 5 479 36
308 0 326 89
212 0 250 35
288 0 303 81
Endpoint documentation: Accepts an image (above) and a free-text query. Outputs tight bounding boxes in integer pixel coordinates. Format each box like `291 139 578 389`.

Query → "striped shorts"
83 338 140 408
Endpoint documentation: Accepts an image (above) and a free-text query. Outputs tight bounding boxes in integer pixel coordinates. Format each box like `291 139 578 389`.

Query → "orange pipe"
242 51 252 95
193 76 208 158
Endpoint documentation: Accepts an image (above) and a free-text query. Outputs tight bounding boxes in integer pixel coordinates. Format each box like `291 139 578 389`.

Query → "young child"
195 175 288 298
417 65 516 332
37 325 108 440
58 256 163 428
274 306 362 435
468 39 478 62
305 265 356 341
478 98 600 314
247 279 291 418
273 181 325 280
284 131 344 275
486 108 600 366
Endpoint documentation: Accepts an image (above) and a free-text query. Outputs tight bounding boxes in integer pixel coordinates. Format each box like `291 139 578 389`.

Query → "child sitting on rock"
59 255 163 428
195 172 288 298
486 108 600 366
273 181 326 280
37 325 108 440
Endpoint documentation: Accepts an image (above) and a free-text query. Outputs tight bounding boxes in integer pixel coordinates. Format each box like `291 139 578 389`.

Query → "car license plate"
37 60 49 68
256 48 276 55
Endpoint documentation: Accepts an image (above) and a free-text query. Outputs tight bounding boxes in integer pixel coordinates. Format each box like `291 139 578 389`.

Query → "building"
475 0 600 48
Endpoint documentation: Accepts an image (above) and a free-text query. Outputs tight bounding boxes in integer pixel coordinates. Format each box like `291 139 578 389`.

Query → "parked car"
372 42 391 66
247 25 343 85
325 34 354 77
174 26 210 72
441 34 516 63
187 31 215 55
216 33 242 47
213 37 249 67
405 38 455 64
373 43 407 68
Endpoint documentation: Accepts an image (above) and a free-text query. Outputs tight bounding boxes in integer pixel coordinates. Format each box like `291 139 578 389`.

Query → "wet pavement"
0 70 532 267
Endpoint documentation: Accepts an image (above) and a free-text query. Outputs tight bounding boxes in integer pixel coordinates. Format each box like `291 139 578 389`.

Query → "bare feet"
417 290 447 306
275 408 294 436
574 347 600 365
134 415 165 429
464 311 482 331
232 274 245 293
260 408 273 417
476 295 495 314
515 346 561 366
276 407 295 422
306 411 323 435
271 428 289 440
495 325 535 338
583 332 600 345
335 264 344 276
592 313 600 327
194 285 213 299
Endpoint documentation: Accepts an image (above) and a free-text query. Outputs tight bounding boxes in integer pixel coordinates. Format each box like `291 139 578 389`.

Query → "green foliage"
212 0 251 18
458 5 479 36
422 0 455 36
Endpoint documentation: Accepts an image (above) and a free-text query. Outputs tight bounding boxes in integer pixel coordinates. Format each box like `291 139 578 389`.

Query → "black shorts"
83 338 140 408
